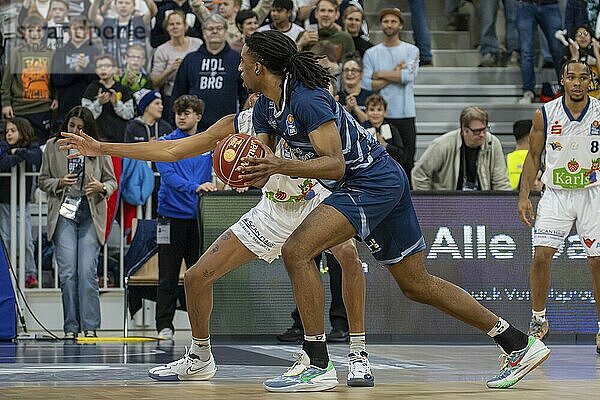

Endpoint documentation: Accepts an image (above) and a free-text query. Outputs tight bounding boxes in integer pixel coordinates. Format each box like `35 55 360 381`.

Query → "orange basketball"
212 133 265 188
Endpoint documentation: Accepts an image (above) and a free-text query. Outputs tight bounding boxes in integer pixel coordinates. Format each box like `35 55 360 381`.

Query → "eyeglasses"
465 125 489 135
576 30 590 37
342 68 361 73
204 26 225 33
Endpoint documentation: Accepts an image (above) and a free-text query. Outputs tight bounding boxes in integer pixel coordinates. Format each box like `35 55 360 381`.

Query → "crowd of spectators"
1 0 600 334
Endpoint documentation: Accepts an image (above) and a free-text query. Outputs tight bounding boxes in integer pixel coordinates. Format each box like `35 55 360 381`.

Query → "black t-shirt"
457 143 480 190
83 81 133 142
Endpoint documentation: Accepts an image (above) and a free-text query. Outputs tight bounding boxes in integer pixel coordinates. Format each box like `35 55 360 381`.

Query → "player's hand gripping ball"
213 133 265 188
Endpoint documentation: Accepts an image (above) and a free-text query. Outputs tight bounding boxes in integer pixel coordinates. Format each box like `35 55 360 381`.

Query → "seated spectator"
52 16 104 129
338 58 371 123
563 25 600 97
506 119 532 190
38 106 117 339
257 0 304 41
361 94 405 166
151 10 203 123
89 0 156 71
82 55 135 142
151 0 204 48
126 89 173 142
412 106 512 191
309 40 340 76
342 5 372 57
230 9 259 52
172 14 245 132
115 44 153 93
0 117 42 288
297 0 355 62
1 14 58 144
46 0 70 49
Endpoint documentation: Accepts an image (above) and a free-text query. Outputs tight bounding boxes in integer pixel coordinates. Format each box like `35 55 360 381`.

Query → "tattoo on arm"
209 244 219 254
222 231 232 240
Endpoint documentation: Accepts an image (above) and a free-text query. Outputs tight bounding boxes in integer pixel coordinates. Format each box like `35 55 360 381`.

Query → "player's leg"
329 239 373 387
528 246 556 339
529 187 576 339
263 204 356 392
149 229 257 381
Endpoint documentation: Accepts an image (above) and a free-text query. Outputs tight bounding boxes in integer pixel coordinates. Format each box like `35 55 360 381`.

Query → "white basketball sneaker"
148 347 217 381
347 351 374 387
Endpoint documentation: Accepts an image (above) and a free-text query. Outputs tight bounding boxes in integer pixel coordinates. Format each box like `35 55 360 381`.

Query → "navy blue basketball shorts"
323 155 426 265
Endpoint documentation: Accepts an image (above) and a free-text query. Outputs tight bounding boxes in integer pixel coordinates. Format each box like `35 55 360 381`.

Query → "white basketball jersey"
236 109 328 203
542 96 600 189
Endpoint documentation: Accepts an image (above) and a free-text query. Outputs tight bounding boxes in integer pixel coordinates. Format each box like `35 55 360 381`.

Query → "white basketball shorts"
534 186 600 256
230 190 330 262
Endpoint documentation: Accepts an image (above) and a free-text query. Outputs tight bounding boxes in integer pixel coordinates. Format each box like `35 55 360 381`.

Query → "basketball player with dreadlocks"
61 30 550 392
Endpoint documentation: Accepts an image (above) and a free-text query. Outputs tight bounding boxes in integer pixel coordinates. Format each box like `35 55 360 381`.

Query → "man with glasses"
172 14 246 131
412 106 512 191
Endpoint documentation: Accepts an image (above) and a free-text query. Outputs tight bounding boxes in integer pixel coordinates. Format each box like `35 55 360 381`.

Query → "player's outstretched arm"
518 109 545 226
59 115 235 162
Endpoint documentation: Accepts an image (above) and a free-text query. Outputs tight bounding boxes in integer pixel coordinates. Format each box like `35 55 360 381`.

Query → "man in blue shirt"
61 30 550 394
154 95 215 340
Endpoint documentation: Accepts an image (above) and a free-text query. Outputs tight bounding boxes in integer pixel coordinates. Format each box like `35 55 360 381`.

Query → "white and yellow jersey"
542 96 600 189
235 108 329 203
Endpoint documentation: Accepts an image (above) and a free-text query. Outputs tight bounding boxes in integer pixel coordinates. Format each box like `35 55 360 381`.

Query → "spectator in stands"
67 0 92 18
479 0 519 67
361 94 405 166
152 0 203 48
18 0 52 23
99 0 153 18
52 16 104 129
563 25 600 98
339 58 371 123
1 14 58 144
297 0 355 62
361 8 418 181
125 89 173 142
151 10 203 123
516 0 564 104
89 0 157 71
82 55 135 142
154 95 215 340
257 0 304 41
506 119 533 190
342 5 372 57
172 14 245 131
192 0 274 49
407 0 433 66
0 118 42 288
46 0 71 50
564 0 589 38
412 106 512 191
230 9 259 52
115 44 153 93
38 106 117 338
309 41 340 76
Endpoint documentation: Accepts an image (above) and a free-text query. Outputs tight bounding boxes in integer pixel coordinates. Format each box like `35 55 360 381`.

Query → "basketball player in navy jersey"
60 30 549 392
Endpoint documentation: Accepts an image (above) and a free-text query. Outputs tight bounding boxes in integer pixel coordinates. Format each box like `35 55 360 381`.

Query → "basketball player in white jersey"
518 60 600 353
147 95 374 388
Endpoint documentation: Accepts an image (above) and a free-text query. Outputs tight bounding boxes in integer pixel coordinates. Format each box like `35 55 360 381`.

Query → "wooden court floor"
1 338 599 399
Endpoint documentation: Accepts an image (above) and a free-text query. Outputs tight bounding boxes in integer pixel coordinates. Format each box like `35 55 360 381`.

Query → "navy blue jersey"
252 80 386 190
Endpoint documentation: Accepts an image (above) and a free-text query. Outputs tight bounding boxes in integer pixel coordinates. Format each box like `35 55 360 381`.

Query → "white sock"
597 321 600 333
487 317 509 337
532 309 546 322
349 333 366 354
191 336 211 361
304 334 326 342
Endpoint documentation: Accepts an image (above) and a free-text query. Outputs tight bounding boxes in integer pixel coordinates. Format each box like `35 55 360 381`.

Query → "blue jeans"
53 200 101 333
480 0 518 55
0 203 37 277
516 2 563 92
409 0 432 62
